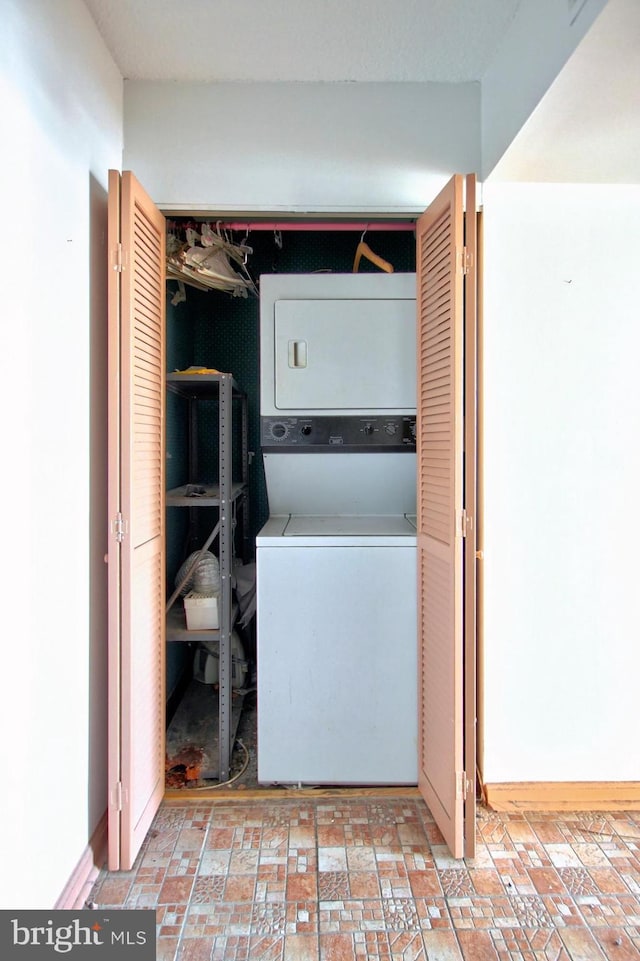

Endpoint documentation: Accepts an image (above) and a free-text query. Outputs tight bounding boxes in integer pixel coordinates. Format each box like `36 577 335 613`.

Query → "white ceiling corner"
489 0 640 183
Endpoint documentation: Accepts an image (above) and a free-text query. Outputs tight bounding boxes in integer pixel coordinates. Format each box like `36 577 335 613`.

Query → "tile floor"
89 796 640 960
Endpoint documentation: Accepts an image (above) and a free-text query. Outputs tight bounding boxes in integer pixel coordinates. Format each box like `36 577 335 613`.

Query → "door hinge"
112 242 124 273
111 511 127 543
461 246 473 275
456 771 468 800
111 781 123 812
457 509 468 537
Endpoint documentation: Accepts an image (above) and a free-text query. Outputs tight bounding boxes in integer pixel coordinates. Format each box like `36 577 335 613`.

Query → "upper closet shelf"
166 483 247 507
166 371 243 398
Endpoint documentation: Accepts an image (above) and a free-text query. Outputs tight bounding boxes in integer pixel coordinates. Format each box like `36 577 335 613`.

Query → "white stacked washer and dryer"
256 272 418 785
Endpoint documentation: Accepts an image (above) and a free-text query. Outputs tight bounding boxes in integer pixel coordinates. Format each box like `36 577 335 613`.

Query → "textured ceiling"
83 0 522 83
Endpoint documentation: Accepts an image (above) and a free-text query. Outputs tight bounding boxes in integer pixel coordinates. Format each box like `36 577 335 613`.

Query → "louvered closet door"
416 174 468 859
107 170 166 871
463 174 478 859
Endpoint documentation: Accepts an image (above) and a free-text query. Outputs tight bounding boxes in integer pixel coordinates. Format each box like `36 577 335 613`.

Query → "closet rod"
168 220 415 233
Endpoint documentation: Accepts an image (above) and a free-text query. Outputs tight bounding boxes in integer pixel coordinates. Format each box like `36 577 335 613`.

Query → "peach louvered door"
416 174 477 859
107 170 166 871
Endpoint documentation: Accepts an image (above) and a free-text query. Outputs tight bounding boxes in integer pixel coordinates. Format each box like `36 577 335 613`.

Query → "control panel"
261 415 416 452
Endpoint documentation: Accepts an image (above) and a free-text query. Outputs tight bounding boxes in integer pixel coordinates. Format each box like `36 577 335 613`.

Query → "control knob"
269 421 289 440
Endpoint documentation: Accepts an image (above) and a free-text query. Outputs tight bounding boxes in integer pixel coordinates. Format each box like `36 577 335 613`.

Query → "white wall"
123 80 480 212
481 182 640 782
481 0 608 179
0 0 122 907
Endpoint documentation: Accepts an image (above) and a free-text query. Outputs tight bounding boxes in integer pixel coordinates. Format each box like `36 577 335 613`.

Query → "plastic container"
183 591 219 630
193 632 248 688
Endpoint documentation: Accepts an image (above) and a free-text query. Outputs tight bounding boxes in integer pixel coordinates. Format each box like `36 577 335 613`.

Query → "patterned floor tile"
167 856 201 878
319 932 356 960
361 929 429 959
92 874 135 906
489 927 572 961
558 868 601 896
447 895 554 931
622 871 640 897
440 869 474 898
90 797 640 959
455 928 501 960
527 821 567 847
413 898 451 930
208 935 280 961
283 934 319 961
505 821 540 846
287 872 318 901
380 898 422 932
176 936 215 961
545 845 585 869
526 867 565 895
257 861 288 900
349 872 381 899
576 894 640 928
319 898 386 934
319 872 350 900
251 902 288 937
156 936 180 961
591 927 640 961
320 929 447 961
557 926 610 960
224 875 257 901
346 846 377 871
158 875 196 904
191 875 226 903
156 904 189 938
466 868 505 896
174 825 208 855
318 824 347 847
541 894 587 927
183 902 254 938
407 870 443 898
422 930 464 960
319 849 348 873
588 868 634 895
379 874 413 900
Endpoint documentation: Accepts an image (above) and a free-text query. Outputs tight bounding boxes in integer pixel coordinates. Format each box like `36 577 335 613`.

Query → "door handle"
288 340 308 368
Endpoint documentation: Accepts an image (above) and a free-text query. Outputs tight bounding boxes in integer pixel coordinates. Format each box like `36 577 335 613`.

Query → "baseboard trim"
164 786 421 801
54 811 108 909
484 781 640 812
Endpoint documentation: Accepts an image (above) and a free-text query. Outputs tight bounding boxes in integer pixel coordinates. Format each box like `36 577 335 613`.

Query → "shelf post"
218 374 233 781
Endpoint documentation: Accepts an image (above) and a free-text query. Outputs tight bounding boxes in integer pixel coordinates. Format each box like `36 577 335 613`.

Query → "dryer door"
274 297 416 411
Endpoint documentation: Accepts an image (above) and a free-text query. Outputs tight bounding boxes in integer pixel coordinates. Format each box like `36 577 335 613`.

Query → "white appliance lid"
283 514 416 536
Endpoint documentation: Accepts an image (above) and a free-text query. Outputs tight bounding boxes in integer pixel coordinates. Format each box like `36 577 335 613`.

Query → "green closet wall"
165 292 196 704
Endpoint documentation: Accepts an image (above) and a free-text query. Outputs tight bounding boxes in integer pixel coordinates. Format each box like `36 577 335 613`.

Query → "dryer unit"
259 272 417 417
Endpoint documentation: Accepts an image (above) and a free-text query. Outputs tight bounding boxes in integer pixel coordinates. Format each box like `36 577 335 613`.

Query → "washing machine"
256 274 418 785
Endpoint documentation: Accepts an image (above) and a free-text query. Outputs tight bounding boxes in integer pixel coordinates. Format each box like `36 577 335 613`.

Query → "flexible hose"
165 520 221 613
189 739 251 791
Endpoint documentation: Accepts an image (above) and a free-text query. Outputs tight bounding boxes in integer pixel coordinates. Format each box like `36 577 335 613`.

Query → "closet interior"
163 220 416 790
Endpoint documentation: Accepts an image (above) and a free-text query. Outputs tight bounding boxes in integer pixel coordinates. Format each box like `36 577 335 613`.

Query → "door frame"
107 194 482 865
